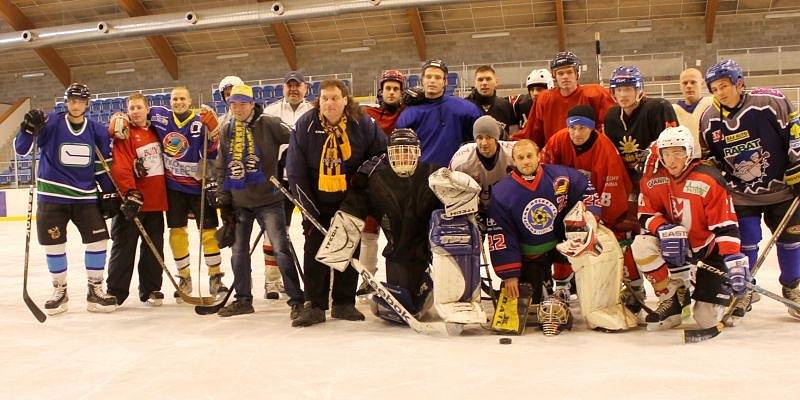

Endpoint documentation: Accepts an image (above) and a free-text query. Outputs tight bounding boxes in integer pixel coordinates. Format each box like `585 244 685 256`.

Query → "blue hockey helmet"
705 59 743 90
609 66 644 90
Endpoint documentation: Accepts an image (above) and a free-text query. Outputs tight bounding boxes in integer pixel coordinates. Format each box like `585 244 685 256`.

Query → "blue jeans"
232 202 303 304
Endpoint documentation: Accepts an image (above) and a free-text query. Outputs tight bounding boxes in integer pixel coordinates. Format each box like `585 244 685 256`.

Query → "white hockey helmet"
656 126 695 169
218 76 244 98
526 68 554 89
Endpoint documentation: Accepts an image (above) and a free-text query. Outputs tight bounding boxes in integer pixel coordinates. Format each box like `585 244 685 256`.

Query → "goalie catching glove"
556 201 603 258
428 168 480 217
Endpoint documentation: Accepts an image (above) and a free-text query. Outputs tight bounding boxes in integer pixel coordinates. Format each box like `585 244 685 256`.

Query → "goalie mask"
387 128 421 177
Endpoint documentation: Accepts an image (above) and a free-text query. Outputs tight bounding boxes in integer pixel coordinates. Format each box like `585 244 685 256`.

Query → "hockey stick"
22 137 46 323
286 233 305 281
595 32 603 85
269 176 452 336
684 196 800 343
94 147 216 305
196 131 210 300
693 262 800 313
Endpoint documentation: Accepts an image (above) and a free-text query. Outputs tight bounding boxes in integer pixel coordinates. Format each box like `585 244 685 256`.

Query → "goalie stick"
694 262 800 314
684 196 800 343
22 138 46 323
94 147 216 306
269 176 454 336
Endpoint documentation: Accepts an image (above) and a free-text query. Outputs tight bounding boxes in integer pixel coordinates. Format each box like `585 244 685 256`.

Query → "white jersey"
449 141 514 209
673 96 712 159
262 98 314 128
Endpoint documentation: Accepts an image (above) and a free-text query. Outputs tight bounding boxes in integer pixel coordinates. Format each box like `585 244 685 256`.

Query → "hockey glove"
98 191 120 219
199 104 220 142
785 162 800 196
724 253 751 295
402 86 425 107
21 109 47 136
657 224 690 266
108 112 130 140
133 157 148 178
351 154 387 189
204 180 231 208
121 189 144 220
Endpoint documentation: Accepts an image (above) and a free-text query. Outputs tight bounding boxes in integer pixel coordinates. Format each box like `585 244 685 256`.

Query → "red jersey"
364 105 404 136
513 84 615 148
638 161 740 256
112 124 168 212
541 128 632 229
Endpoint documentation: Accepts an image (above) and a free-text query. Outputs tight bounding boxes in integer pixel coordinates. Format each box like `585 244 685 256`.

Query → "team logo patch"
162 132 189 159
711 130 723 143
48 226 61 240
724 131 750 144
553 176 570 195
683 180 710 197
618 136 640 164
58 143 91 167
522 198 557 235
152 114 168 126
786 225 800 235
646 177 669 188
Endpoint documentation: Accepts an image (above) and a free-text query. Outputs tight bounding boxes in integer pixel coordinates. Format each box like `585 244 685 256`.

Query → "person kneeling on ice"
315 129 487 326
488 139 636 336
633 126 747 330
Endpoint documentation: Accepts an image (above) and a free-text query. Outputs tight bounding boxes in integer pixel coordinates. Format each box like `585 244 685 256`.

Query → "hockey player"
210 84 302 318
106 93 168 306
287 79 387 327
15 83 118 315
634 126 748 329
510 68 554 129
110 86 227 302
541 105 644 312
396 59 482 167
673 68 712 158
465 65 518 138
513 51 615 148
700 59 800 319
364 70 406 135
449 115 514 227
488 139 634 334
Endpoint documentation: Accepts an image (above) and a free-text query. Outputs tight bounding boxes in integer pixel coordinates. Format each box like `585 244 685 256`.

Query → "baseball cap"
283 71 306 84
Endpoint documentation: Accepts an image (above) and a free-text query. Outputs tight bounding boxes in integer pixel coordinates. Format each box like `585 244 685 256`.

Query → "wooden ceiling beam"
705 0 719 44
0 0 71 86
117 0 179 80
555 0 566 51
257 0 298 70
407 8 426 61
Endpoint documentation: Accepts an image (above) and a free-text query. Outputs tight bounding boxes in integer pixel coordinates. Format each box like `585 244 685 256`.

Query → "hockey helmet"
526 68 554 89
550 51 581 76
421 59 449 76
656 126 695 170
609 66 644 90
705 59 743 91
378 70 406 90
387 128 421 177
218 76 244 96
64 83 91 102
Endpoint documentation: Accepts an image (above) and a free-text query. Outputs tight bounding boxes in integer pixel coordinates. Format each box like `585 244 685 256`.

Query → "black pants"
106 212 165 304
520 250 560 304
303 214 358 310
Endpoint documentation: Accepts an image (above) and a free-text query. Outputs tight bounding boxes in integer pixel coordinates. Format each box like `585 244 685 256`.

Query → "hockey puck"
499 338 512 345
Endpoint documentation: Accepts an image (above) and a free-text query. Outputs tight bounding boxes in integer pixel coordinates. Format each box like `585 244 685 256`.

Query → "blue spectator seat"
213 90 222 102
408 75 420 87
274 85 283 98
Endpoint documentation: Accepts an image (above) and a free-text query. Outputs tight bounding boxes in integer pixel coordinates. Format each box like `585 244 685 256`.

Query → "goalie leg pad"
359 228 380 275
693 300 726 329
315 211 365 272
570 225 637 331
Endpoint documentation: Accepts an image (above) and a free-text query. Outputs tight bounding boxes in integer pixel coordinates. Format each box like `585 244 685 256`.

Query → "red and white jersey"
638 161 740 256
541 128 632 229
112 124 167 212
513 84 615 148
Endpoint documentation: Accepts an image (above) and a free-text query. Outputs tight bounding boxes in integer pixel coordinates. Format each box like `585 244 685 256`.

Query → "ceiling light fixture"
765 12 800 19
471 32 510 39
216 52 250 60
21 72 45 78
619 27 652 33
340 47 370 53
105 68 135 75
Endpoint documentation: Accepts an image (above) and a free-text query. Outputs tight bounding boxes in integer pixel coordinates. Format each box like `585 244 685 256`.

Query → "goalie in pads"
315 129 487 327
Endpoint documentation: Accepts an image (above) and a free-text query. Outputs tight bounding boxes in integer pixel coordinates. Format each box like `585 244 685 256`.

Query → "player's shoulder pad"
451 142 478 161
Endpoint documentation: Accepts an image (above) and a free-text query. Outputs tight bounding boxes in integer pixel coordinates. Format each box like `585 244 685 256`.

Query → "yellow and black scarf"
318 113 351 192
223 118 265 191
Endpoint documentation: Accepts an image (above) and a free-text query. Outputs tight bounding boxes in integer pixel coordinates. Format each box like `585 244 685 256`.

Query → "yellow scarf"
318 113 351 192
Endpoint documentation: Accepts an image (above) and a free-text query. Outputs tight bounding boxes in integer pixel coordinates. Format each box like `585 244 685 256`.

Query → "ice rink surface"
1 212 798 400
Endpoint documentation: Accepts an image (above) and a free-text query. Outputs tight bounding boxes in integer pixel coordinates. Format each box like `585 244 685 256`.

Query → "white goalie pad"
428 210 486 324
428 168 481 217
315 211 365 272
566 223 638 331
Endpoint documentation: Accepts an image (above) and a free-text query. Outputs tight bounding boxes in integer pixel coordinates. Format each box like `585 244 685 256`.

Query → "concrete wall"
0 13 796 111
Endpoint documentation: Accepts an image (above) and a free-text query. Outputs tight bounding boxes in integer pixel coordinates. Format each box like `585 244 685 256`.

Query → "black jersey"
465 89 517 139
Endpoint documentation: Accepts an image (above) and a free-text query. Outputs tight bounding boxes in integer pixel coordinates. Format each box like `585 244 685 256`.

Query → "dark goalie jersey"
699 88 800 206
340 160 442 266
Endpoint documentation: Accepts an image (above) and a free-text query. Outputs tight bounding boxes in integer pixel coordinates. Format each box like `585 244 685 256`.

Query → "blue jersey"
487 164 599 280
149 106 217 195
700 89 800 206
14 112 112 204
396 96 481 168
